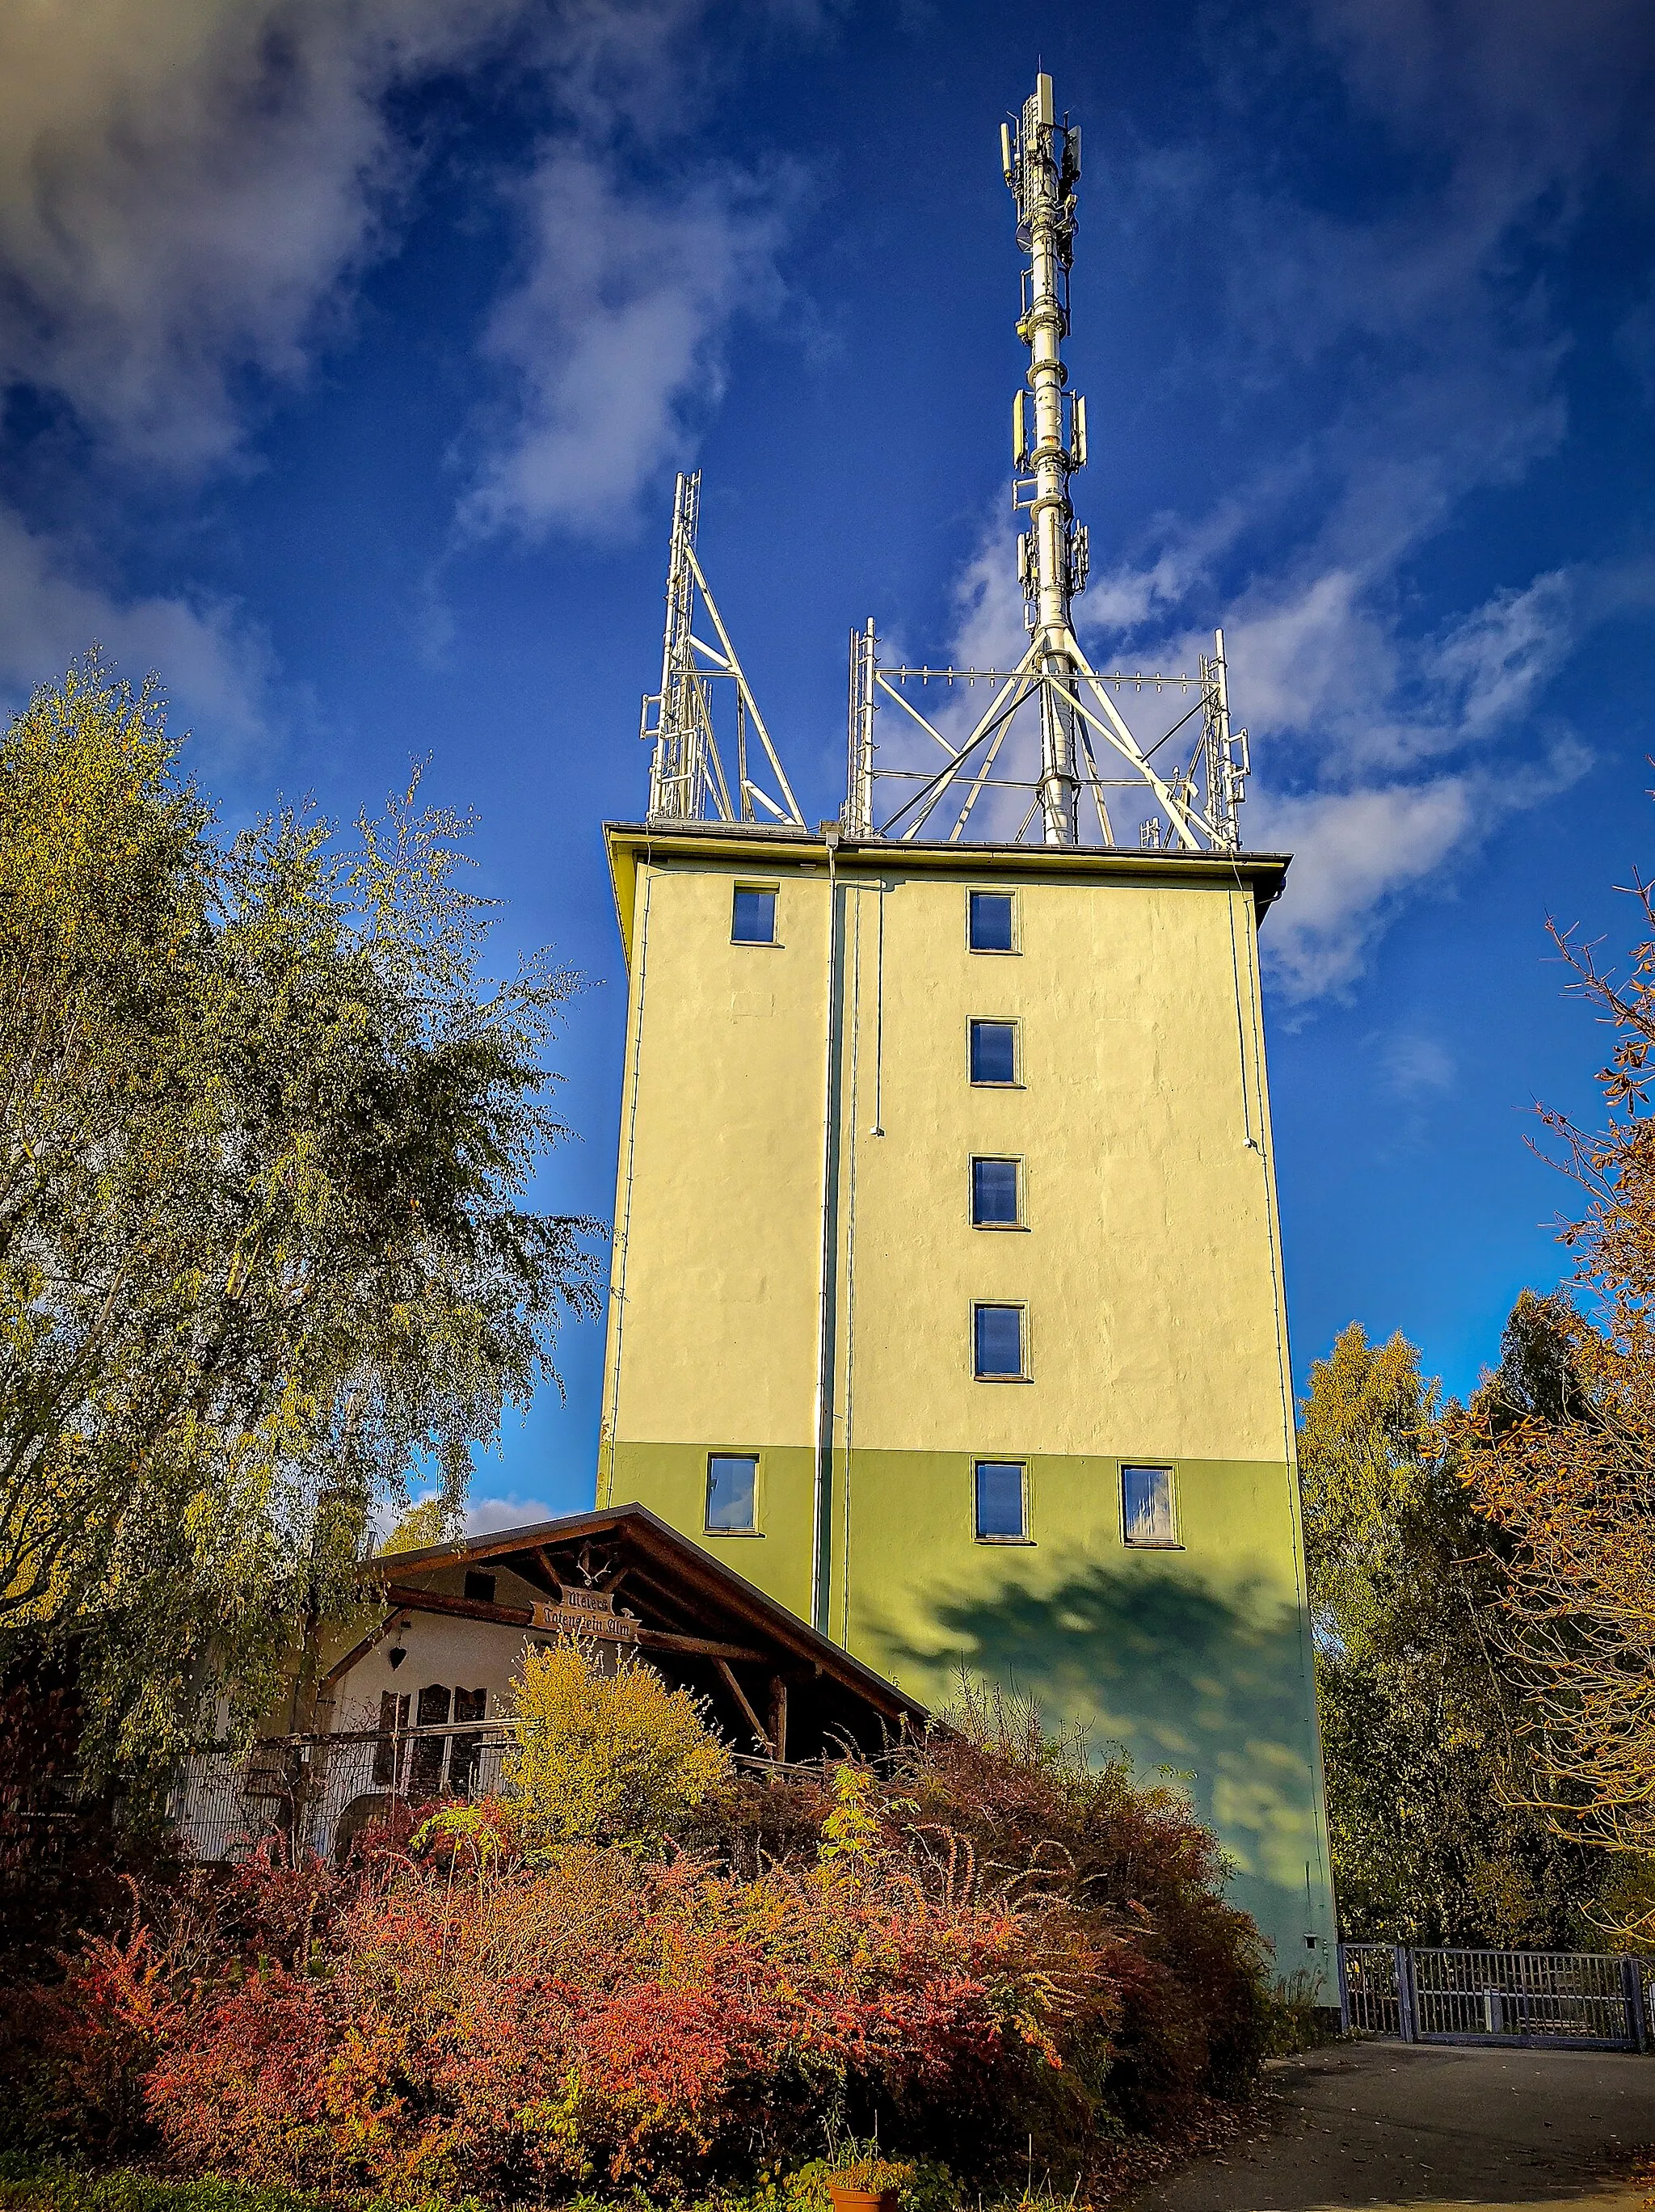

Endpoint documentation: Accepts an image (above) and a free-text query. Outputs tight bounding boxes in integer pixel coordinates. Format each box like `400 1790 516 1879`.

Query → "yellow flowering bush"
506 1639 732 1852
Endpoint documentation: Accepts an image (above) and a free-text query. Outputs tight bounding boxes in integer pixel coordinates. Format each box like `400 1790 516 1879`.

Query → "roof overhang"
359 1502 925 1738
603 819 1290 963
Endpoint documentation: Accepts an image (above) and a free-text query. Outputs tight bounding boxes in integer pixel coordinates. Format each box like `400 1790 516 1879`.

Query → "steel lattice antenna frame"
638 72 1250 855
642 468 805 829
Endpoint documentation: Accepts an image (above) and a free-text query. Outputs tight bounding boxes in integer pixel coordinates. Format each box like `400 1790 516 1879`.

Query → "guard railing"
1339 1942 1649 2051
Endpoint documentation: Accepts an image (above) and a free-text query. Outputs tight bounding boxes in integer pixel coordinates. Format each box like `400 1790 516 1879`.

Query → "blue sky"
3 0 1653 1525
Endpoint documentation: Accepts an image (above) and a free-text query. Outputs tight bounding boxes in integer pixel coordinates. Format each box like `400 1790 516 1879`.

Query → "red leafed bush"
137 1835 1099 2197
3 1675 1273 2198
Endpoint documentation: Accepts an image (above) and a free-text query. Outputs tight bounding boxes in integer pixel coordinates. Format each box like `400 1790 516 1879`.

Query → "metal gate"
1340 1943 1648 2051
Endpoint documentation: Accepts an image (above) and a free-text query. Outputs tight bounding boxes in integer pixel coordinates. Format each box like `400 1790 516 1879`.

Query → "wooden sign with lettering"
529 1586 639 1642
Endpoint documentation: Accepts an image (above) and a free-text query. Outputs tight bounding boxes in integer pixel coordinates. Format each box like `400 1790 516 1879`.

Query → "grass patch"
0 2169 440 2212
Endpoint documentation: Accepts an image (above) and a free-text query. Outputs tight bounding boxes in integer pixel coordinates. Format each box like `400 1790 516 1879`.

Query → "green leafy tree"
1301 1319 1602 1944
0 655 599 1772
379 1495 461 1555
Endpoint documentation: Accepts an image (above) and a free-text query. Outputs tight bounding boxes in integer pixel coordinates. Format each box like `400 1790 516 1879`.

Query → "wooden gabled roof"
360 1502 925 1755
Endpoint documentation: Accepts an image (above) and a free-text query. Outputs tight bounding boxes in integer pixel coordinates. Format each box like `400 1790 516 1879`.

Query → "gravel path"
1131 2040 1655 2212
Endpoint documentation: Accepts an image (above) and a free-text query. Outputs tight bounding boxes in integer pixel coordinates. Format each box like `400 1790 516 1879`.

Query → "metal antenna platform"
841 70 1250 853
636 72 1250 855
642 468 806 828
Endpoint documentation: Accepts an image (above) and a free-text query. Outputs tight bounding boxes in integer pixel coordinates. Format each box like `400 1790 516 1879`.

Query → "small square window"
968 890 1016 953
1122 1465 1179 1547
706 1452 758 1532
975 1460 1028 1541
973 1302 1025 1380
971 1157 1021 1227
732 887 777 944
970 1019 1018 1085
463 1570 497 1606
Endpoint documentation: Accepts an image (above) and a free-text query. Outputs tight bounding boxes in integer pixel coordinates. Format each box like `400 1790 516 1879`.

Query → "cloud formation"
0 0 817 731
0 0 527 470
460 148 793 540
0 507 272 756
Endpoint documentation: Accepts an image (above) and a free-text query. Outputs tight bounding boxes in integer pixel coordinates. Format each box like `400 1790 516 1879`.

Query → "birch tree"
0 655 599 1772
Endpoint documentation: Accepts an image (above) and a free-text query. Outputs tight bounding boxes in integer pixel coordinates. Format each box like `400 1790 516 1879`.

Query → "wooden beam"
625 1527 846 1666
768 1675 788 1764
380 1582 769 1664
604 1561 706 1631
511 1546 564 1598
635 1628 769 1663
716 1660 774 1753
322 1608 410 1688
381 1582 533 1627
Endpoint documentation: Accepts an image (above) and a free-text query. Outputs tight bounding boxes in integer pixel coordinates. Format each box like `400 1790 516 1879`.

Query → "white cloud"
1380 1033 1456 1102
1249 739 1590 999
465 1493 558 1536
0 0 824 738
0 0 818 578
0 507 272 754
0 0 529 471
1251 778 1475 998
458 148 793 540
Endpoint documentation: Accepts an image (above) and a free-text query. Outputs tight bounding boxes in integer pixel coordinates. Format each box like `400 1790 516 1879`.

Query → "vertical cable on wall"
811 832 843 1637
838 882 865 1648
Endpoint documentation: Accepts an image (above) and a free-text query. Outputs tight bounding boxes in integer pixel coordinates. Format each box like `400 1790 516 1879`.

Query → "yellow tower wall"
598 825 1335 1975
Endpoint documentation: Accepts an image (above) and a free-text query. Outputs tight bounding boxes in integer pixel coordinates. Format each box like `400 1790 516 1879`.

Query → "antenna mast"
1005 72 1085 845
833 67 1251 856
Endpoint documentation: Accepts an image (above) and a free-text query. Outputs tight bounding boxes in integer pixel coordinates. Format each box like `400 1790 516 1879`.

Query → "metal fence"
1340 1943 1649 2050
169 1724 518 1864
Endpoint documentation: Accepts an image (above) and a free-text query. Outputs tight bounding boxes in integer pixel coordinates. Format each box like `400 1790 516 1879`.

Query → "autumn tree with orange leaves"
1456 866 1655 1931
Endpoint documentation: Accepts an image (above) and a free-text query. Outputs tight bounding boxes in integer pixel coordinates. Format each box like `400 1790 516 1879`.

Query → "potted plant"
823 2151 916 2212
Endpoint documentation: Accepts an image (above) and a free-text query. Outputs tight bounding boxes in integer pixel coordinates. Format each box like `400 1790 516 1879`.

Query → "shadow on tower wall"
872 1554 1324 1953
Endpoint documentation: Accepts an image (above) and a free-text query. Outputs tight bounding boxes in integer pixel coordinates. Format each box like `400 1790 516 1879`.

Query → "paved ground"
1132 2040 1655 2212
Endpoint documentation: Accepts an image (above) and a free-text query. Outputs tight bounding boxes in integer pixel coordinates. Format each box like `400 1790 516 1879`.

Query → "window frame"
973 1458 1032 1544
1120 1464 1181 1549
969 1152 1025 1230
966 887 1019 955
705 1450 763 1536
971 1300 1030 1382
968 1017 1022 1089
731 883 781 947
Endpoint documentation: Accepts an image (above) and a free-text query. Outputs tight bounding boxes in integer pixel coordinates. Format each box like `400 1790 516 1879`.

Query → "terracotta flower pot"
828 2191 897 2212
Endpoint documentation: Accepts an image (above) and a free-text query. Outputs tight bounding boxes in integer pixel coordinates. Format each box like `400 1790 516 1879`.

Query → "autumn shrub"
88 1824 1090 2199
4 1665 1274 2201
885 1683 1273 2133
507 1642 733 1852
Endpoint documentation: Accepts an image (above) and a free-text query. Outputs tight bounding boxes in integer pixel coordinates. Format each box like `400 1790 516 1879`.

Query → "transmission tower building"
598 72 1334 1976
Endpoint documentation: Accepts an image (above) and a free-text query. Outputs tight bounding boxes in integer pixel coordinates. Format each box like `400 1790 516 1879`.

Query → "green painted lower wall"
604 1439 1337 1977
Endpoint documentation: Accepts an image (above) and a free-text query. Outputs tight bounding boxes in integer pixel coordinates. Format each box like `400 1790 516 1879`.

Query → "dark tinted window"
706 1452 758 1531
973 1303 1025 1378
971 1157 1021 1225
975 1460 1026 1540
732 887 777 943
411 1683 451 1793
463 1570 496 1605
970 1019 1017 1085
968 891 1015 951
